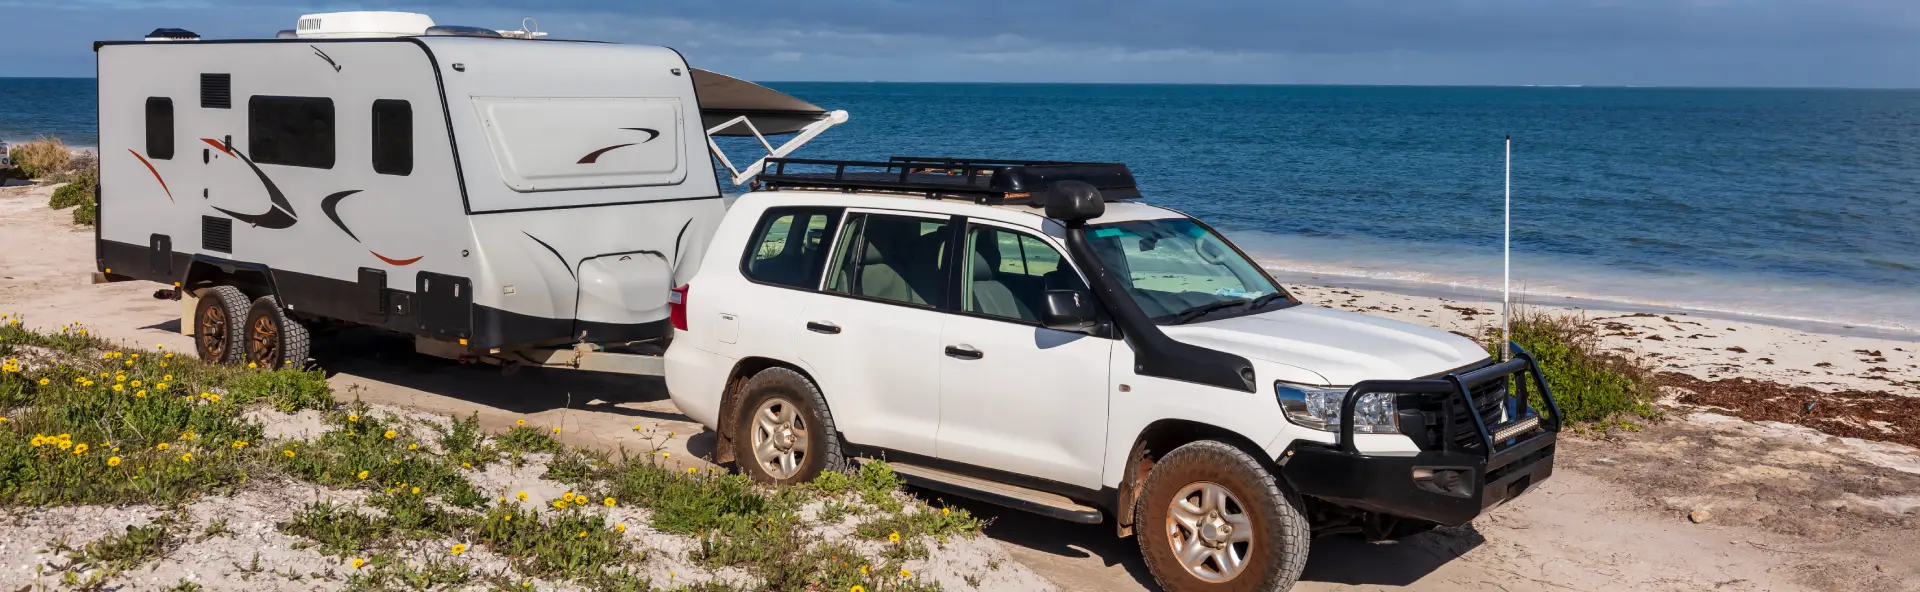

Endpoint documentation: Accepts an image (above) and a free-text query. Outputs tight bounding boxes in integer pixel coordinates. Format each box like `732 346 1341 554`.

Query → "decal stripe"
620 127 662 142
523 232 576 280
577 143 636 164
320 190 364 242
199 137 234 157
128 149 173 202
370 251 422 266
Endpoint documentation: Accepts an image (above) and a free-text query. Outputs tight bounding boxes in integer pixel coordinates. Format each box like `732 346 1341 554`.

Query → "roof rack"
756 156 1140 205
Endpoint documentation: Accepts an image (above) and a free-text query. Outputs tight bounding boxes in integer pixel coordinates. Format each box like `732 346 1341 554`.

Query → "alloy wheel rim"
1165 481 1254 582
200 307 228 360
749 397 808 479
249 315 279 367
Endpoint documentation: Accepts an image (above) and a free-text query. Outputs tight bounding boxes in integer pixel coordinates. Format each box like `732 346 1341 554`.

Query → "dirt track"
4 184 1918 591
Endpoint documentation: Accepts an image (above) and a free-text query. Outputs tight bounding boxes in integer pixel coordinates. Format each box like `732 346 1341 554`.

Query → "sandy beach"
3 180 1918 591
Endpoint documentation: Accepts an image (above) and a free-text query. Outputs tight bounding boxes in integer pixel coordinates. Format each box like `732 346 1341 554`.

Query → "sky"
2 1 1918 87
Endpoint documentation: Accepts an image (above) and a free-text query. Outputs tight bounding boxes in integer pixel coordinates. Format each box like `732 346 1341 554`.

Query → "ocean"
6 77 1918 336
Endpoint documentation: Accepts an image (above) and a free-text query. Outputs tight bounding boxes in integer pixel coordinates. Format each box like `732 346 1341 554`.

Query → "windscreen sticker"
1090 228 1126 238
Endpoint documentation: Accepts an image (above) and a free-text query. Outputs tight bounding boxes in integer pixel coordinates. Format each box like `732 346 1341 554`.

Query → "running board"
872 460 1105 524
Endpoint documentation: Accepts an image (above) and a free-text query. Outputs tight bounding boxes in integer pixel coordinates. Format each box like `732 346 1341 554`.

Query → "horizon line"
0 75 1916 91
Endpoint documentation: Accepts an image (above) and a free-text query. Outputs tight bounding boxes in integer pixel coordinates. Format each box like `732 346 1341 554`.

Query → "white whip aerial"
1501 135 1511 361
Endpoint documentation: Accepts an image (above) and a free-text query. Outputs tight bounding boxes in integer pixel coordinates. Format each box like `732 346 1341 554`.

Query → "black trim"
1280 435 1556 527
464 194 725 216
843 444 1115 517
1063 225 1257 392
522 232 575 280
320 190 364 241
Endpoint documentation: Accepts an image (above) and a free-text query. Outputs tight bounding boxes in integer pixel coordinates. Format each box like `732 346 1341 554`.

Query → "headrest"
970 251 996 281
858 241 886 265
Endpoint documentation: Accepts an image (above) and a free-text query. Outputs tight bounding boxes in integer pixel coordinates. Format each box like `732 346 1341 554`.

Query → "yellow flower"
552 500 568 510
348 414 359 422
155 383 167 390
107 456 121 467
576 530 587 539
350 557 366 569
162 375 172 381
130 353 138 359
112 384 124 393
516 491 529 501
633 424 643 431
37 378 49 386
603 497 617 507
231 441 247 449
283 450 296 459
135 390 147 398
247 362 257 369
852 587 866 592
551 427 561 434
156 443 170 451
614 523 627 533
899 569 911 578
30 435 46 447
515 419 526 426
503 514 512 522
461 463 472 469
562 492 576 503
888 531 900 544
179 453 193 462
407 443 418 451
357 470 370 480
660 452 670 459
942 507 950 516
130 380 142 387
73 443 89 455
860 564 870 575
450 543 467 556
207 394 220 403
56 440 72 450
383 430 397 440
687 467 698 474
411 487 421 495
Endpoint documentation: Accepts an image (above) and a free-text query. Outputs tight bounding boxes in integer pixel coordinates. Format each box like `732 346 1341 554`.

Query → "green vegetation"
8 137 69 179
1489 309 1659 430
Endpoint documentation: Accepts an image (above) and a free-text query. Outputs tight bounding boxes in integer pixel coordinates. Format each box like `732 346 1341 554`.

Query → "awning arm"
707 110 850 186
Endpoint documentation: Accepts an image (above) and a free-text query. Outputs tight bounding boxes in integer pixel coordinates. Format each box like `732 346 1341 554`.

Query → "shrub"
1487 309 1659 428
48 150 96 184
8 138 70 179
72 199 97 226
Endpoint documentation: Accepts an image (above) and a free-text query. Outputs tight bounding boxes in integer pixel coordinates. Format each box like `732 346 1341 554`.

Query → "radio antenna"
1501 135 1512 361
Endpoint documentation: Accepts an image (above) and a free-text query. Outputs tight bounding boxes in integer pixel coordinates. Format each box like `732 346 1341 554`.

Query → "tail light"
668 284 689 331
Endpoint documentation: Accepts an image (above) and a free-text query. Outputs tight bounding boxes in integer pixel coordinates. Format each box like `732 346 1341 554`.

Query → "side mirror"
1041 289 1100 331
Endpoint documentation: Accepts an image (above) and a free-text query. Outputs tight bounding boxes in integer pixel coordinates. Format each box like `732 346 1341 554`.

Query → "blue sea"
7 77 1918 336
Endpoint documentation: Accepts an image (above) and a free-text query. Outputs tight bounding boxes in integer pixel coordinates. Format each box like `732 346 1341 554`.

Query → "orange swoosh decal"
370 251 422 266
128 149 173 203
199 137 234 157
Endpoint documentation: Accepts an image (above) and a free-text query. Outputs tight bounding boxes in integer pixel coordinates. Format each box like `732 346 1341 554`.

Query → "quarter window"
247 95 334 169
144 97 173 160
371 99 412 176
742 208 843 289
824 213 951 307
962 225 1086 322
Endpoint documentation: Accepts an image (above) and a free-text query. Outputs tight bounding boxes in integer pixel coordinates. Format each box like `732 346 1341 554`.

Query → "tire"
1135 440 1310 592
730 367 845 485
193 285 251 364
241 296 311 370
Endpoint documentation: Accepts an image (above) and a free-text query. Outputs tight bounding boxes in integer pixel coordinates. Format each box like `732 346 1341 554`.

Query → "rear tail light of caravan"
668 285 689 331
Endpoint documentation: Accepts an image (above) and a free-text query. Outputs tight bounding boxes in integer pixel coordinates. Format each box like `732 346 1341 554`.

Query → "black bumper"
1279 343 1563 527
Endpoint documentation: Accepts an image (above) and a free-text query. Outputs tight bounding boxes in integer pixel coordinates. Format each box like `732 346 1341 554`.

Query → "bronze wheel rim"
200 307 229 361
249 314 280 367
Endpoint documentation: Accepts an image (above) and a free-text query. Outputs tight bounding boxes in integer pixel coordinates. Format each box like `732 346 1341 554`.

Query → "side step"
873 460 1105 525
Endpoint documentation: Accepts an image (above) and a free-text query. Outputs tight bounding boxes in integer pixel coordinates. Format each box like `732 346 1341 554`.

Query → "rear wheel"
193 285 251 364
731 367 844 485
242 296 310 369
1136 440 1309 592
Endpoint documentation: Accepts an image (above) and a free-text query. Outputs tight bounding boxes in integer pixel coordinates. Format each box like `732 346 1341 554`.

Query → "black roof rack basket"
756 156 1139 205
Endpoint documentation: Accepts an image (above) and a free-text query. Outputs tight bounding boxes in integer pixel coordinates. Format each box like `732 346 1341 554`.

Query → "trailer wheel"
1136 440 1309 592
731 367 845 485
193 285 251 364
242 296 311 370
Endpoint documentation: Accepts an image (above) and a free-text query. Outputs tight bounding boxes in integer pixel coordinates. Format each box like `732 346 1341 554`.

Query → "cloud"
2 0 1916 86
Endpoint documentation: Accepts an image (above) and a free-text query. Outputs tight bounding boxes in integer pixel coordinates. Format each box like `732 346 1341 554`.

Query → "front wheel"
1136 440 1309 592
730 367 845 485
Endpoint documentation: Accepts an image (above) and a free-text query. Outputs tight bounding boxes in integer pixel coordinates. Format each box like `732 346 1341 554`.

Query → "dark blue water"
7 77 1917 334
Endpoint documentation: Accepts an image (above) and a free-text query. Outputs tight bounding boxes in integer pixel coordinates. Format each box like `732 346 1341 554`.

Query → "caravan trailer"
93 12 842 370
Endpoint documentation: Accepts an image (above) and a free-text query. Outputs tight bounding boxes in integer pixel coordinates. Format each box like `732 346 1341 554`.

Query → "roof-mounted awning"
693 67 849 185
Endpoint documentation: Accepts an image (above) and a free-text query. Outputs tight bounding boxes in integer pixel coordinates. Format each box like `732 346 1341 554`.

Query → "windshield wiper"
1247 292 1287 310
1171 299 1251 324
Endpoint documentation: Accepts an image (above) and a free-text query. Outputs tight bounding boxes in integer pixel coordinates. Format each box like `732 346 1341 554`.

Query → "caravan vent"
292 12 435 38
200 74 231 109
201 216 233 253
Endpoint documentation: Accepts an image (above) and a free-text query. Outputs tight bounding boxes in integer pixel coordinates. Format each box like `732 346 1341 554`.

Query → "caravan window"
144 97 173 160
371 99 412 176
248 96 334 169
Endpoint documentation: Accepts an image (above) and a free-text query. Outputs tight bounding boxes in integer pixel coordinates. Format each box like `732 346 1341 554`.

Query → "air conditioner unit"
293 11 436 38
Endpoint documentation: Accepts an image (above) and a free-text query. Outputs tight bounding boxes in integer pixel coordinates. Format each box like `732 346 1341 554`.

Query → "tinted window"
371 99 412 176
144 97 173 160
248 96 334 169
962 226 1086 322
824 214 951 306
742 208 843 289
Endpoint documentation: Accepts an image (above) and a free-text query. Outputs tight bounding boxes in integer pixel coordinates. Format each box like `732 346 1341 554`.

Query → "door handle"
806 321 841 335
944 344 984 360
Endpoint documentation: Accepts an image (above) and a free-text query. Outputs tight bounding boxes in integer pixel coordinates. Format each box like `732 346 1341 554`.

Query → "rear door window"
823 213 952 307
741 207 843 290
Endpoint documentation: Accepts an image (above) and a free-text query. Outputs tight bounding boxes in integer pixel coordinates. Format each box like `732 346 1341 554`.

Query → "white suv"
666 157 1562 591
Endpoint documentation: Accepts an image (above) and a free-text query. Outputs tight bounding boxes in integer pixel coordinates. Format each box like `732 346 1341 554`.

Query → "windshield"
1084 218 1293 323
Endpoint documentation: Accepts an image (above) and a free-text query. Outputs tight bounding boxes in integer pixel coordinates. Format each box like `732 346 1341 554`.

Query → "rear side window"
248 95 334 169
144 97 173 160
371 99 412 176
823 213 952 307
742 208 843 289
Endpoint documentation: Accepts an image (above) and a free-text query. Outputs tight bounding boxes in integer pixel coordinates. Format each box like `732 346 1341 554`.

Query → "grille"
1451 380 1510 448
200 73 231 109
201 216 232 253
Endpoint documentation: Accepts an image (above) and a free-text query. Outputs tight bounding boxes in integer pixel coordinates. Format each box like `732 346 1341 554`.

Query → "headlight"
1276 382 1398 434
